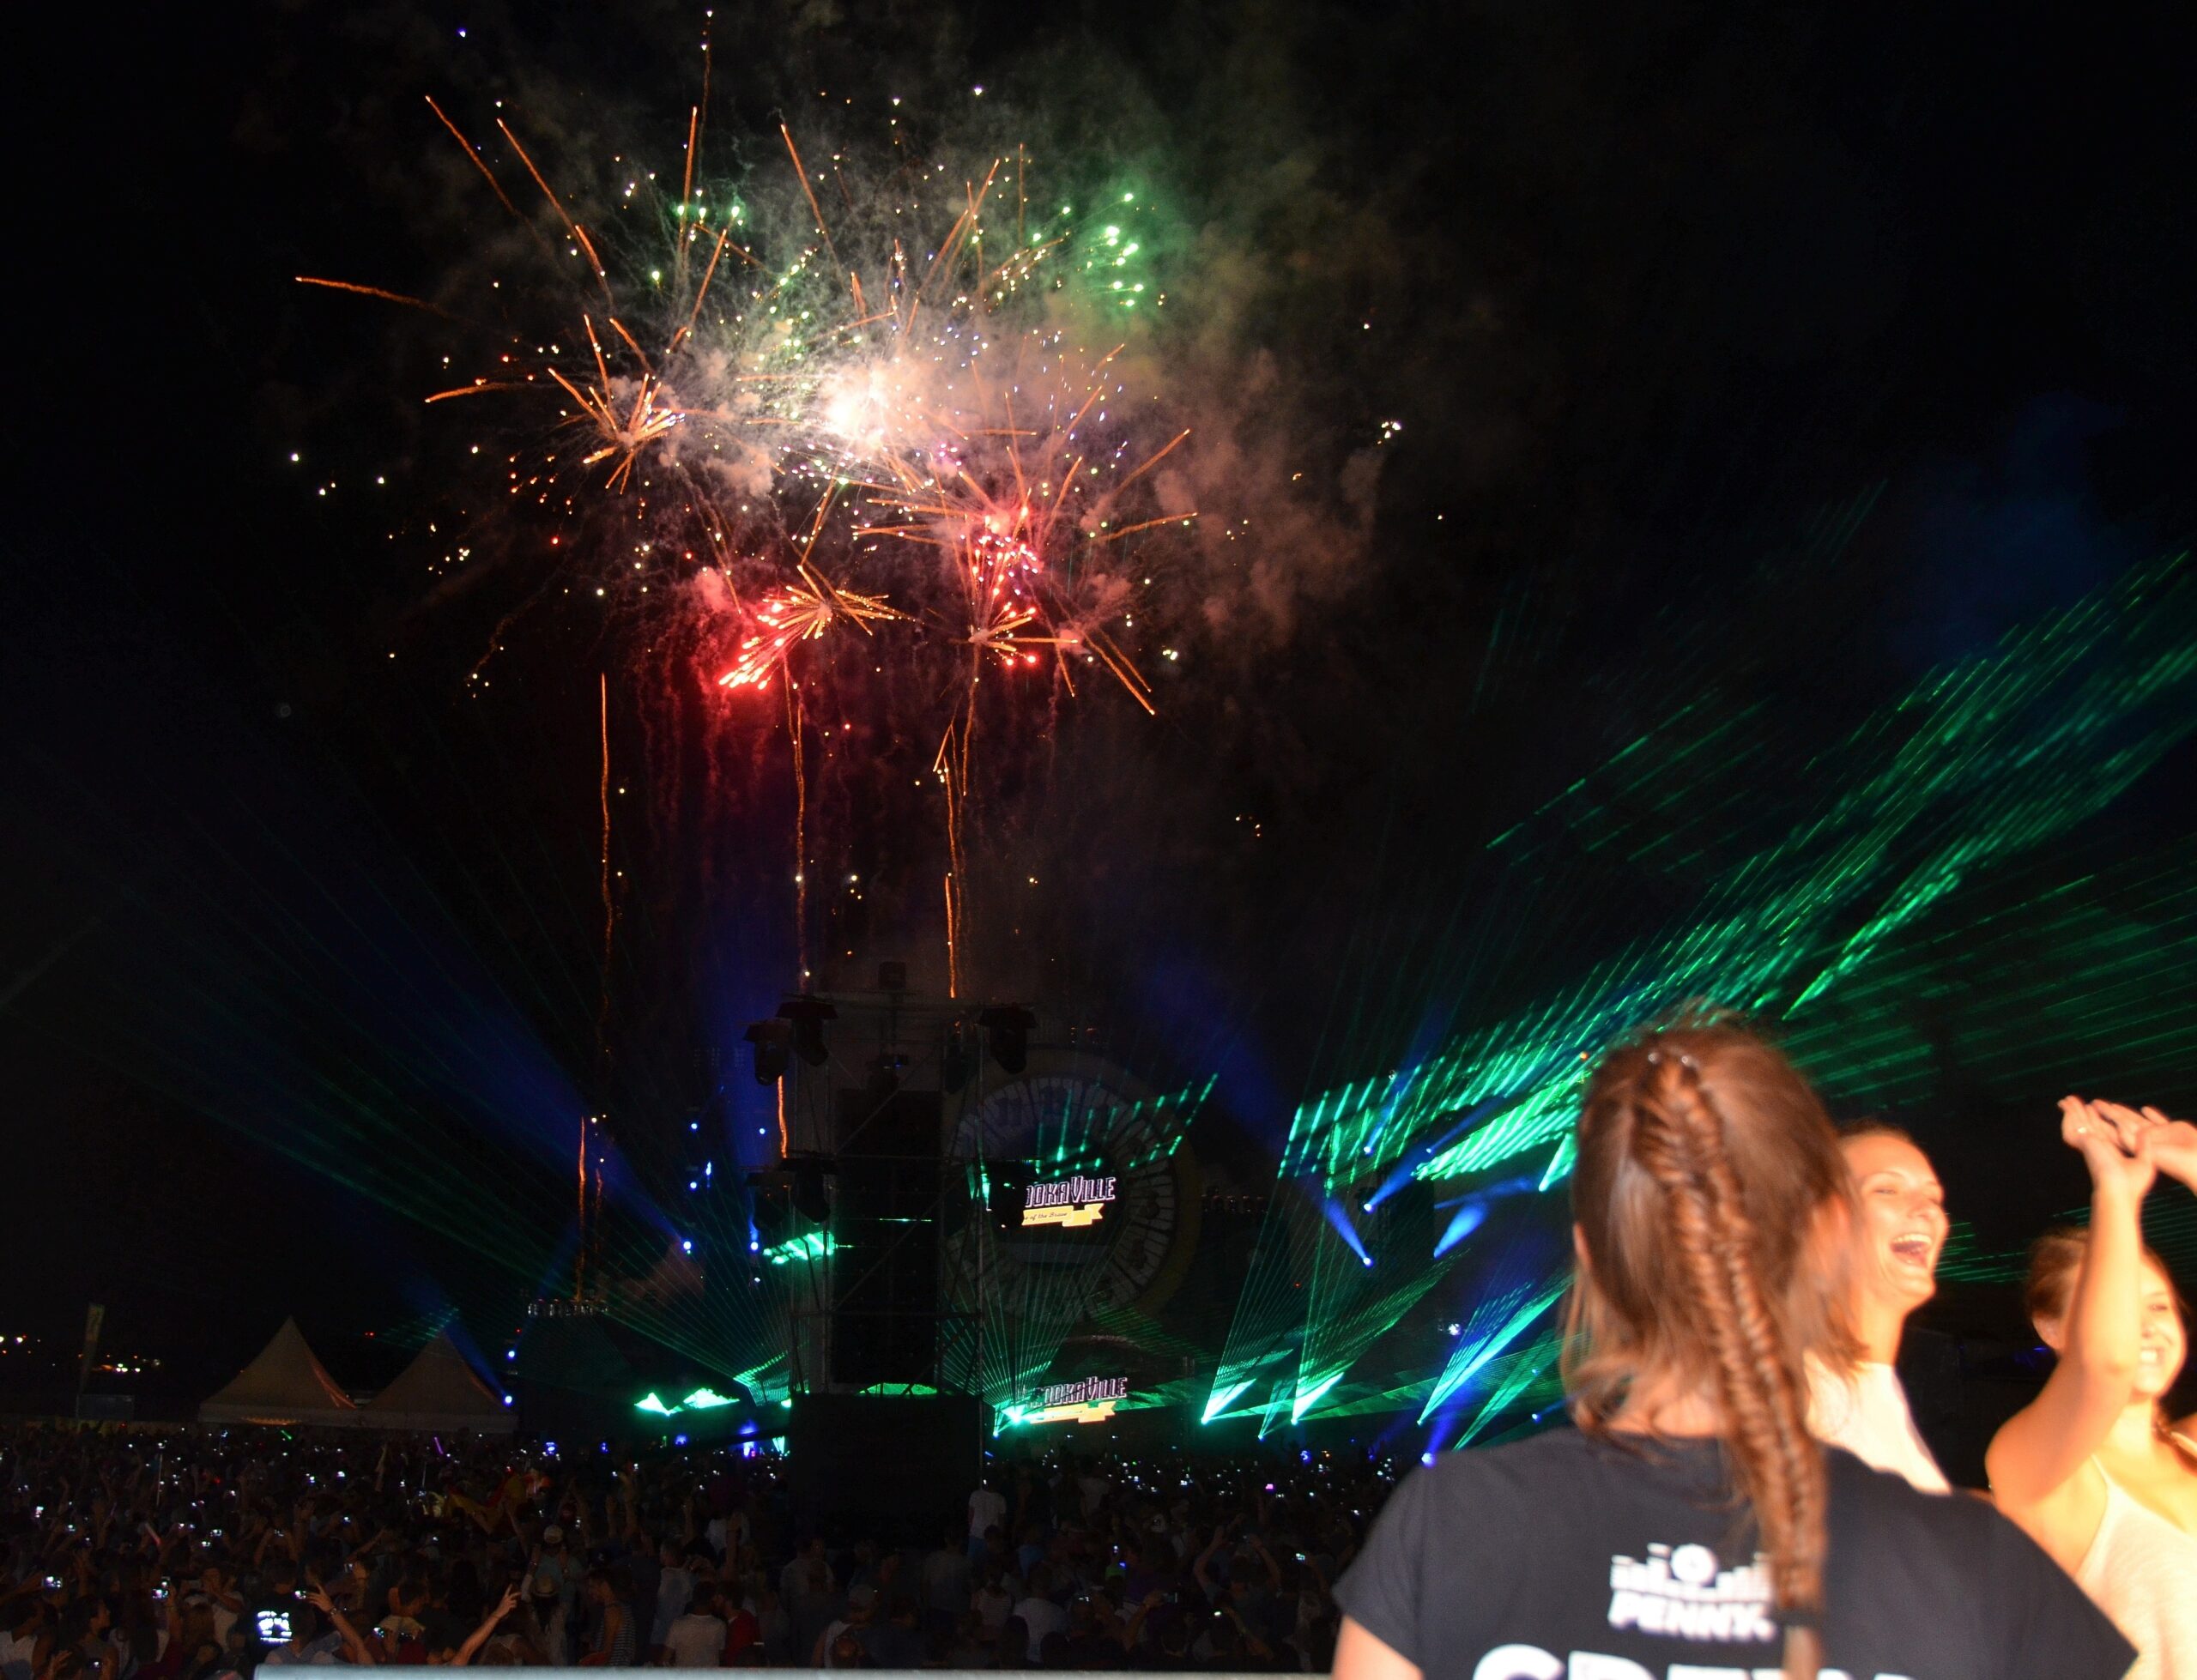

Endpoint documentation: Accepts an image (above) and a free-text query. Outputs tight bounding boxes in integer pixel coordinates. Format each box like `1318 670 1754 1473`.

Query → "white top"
663 1612 726 1668
1014 1593 1068 1649
1806 1357 1952 1493
1 1627 39 1680
2075 1441 2197 1680
968 1484 1007 1537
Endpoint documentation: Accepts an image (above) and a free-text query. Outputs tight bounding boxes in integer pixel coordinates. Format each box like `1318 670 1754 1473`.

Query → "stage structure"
747 970 1206 1429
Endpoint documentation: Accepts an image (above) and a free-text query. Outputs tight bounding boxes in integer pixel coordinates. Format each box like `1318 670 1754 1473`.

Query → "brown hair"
1564 1012 1855 1680
2025 1224 2183 1328
1837 1119 1916 1147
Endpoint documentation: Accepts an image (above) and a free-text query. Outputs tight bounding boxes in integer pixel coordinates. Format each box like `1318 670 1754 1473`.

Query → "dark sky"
9 0 2195 1396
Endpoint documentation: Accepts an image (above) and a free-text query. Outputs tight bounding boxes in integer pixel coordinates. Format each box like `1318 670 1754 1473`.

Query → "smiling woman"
1985 1100 2197 1680
1804 1125 1953 1492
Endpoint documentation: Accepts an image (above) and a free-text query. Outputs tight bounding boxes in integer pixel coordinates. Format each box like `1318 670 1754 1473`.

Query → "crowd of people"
4 1018 2193 1680
0 1424 1377 1677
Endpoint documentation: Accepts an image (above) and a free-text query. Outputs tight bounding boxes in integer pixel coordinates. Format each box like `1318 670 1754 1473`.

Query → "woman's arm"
1986 1098 2154 1508
2129 1103 2197 1194
1332 1618 1420 1680
448 1587 519 1669
1191 1527 1221 1596
304 1587 378 1668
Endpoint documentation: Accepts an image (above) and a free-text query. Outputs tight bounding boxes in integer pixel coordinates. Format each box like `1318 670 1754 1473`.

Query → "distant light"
1420 1451 1436 1466
681 1239 694 1254
505 1349 517 1360
502 1394 513 1406
674 1434 689 1447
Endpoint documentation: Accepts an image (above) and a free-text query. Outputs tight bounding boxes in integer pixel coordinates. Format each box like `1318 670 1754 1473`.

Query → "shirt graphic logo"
1606 1543 1776 1644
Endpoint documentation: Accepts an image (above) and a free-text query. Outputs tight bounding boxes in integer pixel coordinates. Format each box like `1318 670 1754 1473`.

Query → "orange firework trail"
302 74 1201 994
294 275 451 316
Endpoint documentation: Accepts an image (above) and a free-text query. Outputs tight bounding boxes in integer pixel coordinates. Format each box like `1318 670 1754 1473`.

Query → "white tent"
364 1329 514 1434
199 1318 358 1426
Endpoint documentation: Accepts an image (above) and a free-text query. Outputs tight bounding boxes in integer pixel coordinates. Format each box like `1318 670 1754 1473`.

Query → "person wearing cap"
813 1583 877 1668
522 1560 566 1665
526 1526 574 1657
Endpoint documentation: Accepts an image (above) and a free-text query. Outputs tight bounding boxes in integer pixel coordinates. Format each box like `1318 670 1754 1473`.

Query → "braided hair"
1564 1014 1857 1680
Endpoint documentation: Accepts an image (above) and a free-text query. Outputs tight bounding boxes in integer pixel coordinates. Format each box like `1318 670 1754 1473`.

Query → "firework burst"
716 559 909 693
308 76 1199 993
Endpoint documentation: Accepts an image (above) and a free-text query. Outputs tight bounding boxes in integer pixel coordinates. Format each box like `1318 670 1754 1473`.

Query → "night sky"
9 0 2195 1405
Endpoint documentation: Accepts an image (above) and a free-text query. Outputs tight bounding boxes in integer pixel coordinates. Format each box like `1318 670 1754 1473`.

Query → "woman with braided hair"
1332 1014 2131 1680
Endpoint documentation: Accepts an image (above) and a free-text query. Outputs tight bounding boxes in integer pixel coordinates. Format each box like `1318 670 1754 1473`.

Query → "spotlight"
778 995 837 1067
744 1019 791 1085
978 1005 1037 1074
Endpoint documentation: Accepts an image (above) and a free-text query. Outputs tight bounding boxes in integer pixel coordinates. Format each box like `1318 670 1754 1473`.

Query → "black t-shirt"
1335 1428 2132 1680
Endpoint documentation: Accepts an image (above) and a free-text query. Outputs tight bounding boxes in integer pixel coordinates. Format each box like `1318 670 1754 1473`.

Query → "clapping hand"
2127 1103 2197 1189
2061 1097 2156 1200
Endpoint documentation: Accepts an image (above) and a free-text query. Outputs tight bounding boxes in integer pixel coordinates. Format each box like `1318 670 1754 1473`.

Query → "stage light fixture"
778 995 838 1066
744 1019 791 1084
978 1005 1037 1074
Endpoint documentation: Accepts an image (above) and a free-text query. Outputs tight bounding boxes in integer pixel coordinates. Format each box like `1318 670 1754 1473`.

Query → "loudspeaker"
787 1392 981 1544
831 1088 942 1388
